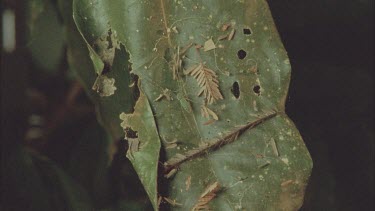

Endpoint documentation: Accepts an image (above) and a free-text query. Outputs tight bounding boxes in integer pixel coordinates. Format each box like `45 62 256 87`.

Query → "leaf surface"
73 0 313 210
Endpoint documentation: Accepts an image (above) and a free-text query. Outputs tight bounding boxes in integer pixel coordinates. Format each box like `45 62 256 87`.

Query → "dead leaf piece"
165 168 177 179
186 176 192 191
201 105 219 120
92 75 117 97
127 138 139 158
270 138 279 157
164 197 182 206
93 29 120 67
172 43 192 80
228 28 236 40
281 180 294 187
203 119 216 126
204 39 216 51
192 182 221 211
218 34 228 41
221 23 231 31
184 63 223 104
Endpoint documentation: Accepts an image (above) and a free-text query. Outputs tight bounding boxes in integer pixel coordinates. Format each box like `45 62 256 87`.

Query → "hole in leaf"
125 128 138 139
253 85 261 95
237 50 247 60
243 28 252 35
231 82 240 99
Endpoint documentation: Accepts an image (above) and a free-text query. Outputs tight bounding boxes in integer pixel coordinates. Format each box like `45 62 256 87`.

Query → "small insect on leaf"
177 92 193 113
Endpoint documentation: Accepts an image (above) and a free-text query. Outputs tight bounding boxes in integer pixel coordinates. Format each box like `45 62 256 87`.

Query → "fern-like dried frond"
184 63 223 104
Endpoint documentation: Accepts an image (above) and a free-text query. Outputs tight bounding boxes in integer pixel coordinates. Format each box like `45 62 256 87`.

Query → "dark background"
1 0 374 210
268 0 374 210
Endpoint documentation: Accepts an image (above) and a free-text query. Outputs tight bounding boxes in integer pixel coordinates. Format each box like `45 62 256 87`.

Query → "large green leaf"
3 147 93 211
73 0 312 210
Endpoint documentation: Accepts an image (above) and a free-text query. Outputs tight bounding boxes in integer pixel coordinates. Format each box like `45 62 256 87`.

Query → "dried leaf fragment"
221 23 231 31
119 112 131 129
92 75 117 97
192 182 221 211
204 38 216 51
186 176 192 191
201 105 219 121
270 138 279 157
165 168 177 179
218 34 228 41
172 43 193 80
127 138 139 159
164 197 182 206
228 28 236 40
184 63 223 104
281 180 294 187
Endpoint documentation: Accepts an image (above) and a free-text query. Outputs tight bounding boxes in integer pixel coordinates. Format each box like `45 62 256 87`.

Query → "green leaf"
73 0 313 210
26 0 65 73
119 91 161 208
3 147 93 211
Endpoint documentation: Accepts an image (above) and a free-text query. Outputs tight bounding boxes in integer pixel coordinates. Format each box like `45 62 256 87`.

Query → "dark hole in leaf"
131 73 140 103
107 29 113 49
243 28 252 35
156 29 164 35
231 82 240 99
253 85 261 95
101 62 111 74
237 50 247 60
163 48 173 62
125 128 138 138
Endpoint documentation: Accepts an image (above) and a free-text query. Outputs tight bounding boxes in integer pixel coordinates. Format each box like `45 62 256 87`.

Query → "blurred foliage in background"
1 0 373 210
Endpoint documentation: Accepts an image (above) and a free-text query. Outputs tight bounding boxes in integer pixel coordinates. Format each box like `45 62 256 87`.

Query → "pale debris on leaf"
221 23 231 31
218 34 228 41
192 181 221 211
204 38 216 51
164 197 182 206
164 168 177 179
119 112 131 129
201 105 219 121
227 28 236 40
172 26 179 33
270 138 279 157
127 138 139 159
92 75 117 97
186 176 192 191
